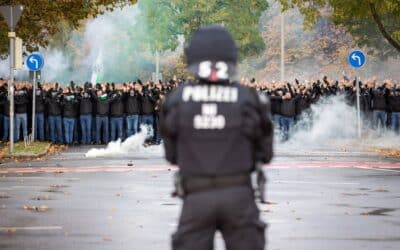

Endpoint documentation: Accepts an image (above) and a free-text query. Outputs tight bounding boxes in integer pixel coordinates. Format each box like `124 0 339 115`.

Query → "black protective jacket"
360 88 372 112
389 90 400 112
110 92 124 117
79 91 93 115
280 96 298 117
94 95 112 116
124 91 141 115
14 90 29 114
0 91 9 116
160 81 273 178
269 95 282 115
34 89 46 113
371 88 389 111
141 89 156 115
296 94 311 114
62 95 79 118
46 91 63 116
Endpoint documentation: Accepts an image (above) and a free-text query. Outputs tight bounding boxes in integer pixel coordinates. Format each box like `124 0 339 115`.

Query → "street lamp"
0 5 24 153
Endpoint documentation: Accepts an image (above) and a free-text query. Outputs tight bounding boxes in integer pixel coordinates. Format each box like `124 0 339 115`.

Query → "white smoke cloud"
85 125 163 158
85 96 399 160
281 95 400 150
290 96 357 145
40 49 69 82
0 5 150 84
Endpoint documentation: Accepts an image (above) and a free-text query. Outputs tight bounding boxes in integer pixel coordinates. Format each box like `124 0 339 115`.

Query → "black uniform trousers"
172 185 266 250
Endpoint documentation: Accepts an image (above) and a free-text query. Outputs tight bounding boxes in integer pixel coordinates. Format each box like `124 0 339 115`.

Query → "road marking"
273 180 359 185
0 162 399 174
356 166 400 173
0 226 63 231
269 162 400 168
2 176 80 180
7 186 43 189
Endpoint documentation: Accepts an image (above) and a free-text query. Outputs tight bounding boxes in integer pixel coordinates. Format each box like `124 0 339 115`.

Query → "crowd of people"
0 76 399 146
241 76 400 140
0 79 177 146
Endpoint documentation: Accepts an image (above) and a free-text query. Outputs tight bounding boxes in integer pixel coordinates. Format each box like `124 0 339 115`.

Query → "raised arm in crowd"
0 76 398 145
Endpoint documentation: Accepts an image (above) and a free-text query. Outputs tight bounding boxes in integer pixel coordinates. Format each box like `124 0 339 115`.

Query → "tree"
172 0 269 58
0 0 137 57
278 0 400 58
135 0 269 59
134 0 180 53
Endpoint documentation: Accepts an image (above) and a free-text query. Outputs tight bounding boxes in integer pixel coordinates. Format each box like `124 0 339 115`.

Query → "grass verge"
1 141 51 158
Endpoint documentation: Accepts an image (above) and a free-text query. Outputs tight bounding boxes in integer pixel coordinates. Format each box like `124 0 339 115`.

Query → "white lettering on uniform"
194 103 226 130
231 88 238 102
202 104 217 116
198 61 212 78
215 62 228 79
182 86 193 102
182 86 238 103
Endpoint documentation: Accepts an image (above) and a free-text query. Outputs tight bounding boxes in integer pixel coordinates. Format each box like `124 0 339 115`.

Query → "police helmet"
185 25 238 82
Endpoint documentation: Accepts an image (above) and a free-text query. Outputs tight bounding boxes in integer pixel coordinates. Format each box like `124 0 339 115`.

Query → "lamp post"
0 5 24 153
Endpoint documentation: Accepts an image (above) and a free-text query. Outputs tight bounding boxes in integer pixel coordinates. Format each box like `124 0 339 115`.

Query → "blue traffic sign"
26 54 44 71
348 50 366 68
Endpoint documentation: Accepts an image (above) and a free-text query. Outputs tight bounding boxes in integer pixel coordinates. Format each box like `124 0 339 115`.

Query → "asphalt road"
0 144 399 250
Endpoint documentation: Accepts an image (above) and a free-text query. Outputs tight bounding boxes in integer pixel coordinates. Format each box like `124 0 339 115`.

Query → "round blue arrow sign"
26 54 44 71
348 50 366 68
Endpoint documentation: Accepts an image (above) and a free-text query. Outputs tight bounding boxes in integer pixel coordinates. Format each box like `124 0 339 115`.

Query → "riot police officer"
160 25 273 250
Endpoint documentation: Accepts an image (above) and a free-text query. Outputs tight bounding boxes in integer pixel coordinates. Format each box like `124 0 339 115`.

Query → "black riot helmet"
185 25 238 82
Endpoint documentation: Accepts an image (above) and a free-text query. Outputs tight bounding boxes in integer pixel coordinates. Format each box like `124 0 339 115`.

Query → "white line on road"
273 180 359 185
2 176 80 181
8 186 44 189
356 166 400 173
0 226 63 231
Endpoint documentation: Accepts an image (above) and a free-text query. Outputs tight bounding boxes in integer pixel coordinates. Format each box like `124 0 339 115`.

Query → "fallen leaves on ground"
375 149 400 158
360 208 395 216
50 184 69 188
2 228 17 234
43 187 64 193
0 192 10 199
23 205 49 212
31 195 52 201
373 189 389 193
47 144 68 155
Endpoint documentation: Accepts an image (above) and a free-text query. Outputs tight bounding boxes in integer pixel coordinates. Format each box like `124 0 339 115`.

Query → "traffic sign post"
348 50 366 138
0 5 24 153
26 54 44 142
26 54 44 71
32 70 36 141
